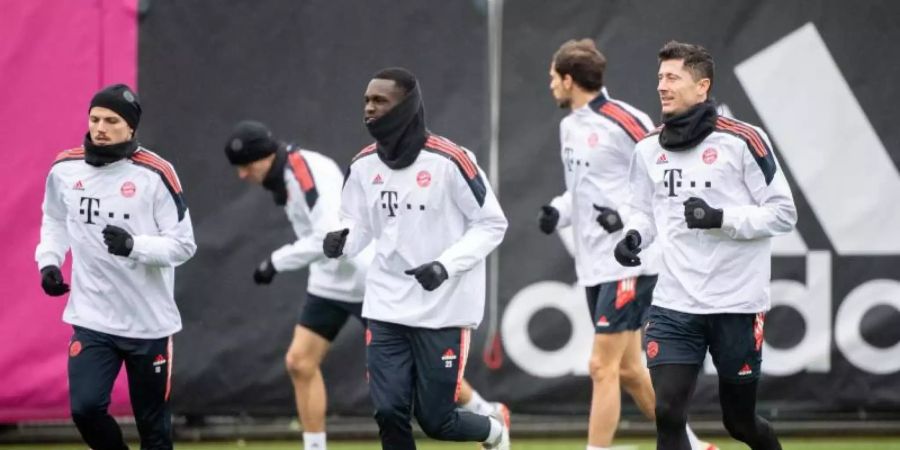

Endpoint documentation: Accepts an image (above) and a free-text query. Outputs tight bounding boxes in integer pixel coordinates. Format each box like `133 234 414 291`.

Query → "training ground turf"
4 437 900 449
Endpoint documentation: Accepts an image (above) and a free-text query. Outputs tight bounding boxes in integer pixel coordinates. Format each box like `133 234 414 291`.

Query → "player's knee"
374 403 408 429
722 414 755 443
70 395 108 422
589 355 620 383
416 413 449 440
654 399 686 431
284 350 317 380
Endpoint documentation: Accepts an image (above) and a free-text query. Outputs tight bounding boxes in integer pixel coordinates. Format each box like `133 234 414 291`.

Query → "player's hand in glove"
593 204 624 233
40 265 70 296
253 257 277 285
323 229 349 258
404 261 449 291
614 230 643 267
102 225 134 256
683 197 723 229
537 205 559 234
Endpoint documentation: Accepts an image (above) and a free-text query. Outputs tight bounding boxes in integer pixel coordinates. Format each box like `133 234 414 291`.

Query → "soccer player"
35 84 196 450
616 41 794 450
224 120 371 450
323 67 510 450
539 38 715 450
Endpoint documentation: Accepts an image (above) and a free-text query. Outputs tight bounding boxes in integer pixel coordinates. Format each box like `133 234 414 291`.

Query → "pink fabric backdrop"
0 0 137 421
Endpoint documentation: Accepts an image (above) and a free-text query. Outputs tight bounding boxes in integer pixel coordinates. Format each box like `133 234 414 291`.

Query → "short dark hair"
372 67 417 95
658 41 715 89
552 39 607 91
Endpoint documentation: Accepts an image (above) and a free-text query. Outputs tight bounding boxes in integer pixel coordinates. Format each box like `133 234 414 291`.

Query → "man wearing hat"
35 83 196 450
223 120 372 450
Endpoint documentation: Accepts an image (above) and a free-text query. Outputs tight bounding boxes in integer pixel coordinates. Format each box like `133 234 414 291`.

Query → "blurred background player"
539 39 715 450
616 41 795 450
323 67 509 450
225 120 507 450
224 120 371 450
35 83 196 450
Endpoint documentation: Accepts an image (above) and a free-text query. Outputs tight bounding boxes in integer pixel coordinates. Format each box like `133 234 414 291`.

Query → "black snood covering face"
365 85 428 170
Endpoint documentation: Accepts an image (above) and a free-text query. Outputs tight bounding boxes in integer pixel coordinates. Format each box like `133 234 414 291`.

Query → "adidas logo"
738 363 752 376
73 180 84 190
656 153 669 164
441 348 457 361
596 315 610 327
373 174 384 185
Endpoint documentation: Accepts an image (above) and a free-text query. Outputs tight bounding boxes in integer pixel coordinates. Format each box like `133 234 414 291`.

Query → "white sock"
462 389 494 416
587 446 611 450
685 424 702 449
303 431 326 450
484 416 503 446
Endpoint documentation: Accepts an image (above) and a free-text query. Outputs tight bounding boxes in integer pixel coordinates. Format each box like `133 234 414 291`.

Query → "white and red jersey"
35 146 196 339
271 147 369 302
339 135 507 329
625 116 797 314
550 93 658 286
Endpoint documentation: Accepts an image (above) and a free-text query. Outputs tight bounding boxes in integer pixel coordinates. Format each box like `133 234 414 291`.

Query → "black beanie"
89 84 141 131
224 120 279 165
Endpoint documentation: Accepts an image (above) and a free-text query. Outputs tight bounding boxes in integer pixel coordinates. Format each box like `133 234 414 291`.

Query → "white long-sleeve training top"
550 93 659 286
270 147 369 302
625 116 797 314
339 134 508 329
35 146 196 339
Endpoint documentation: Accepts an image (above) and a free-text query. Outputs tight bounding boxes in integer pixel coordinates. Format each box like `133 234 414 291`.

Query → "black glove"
253 257 277 285
683 197 723 229
404 261 449 291
323 228 349 258
614 230 642 267
40 265 70 296
592 204 624 233
537 205 559 234
102 225 134 256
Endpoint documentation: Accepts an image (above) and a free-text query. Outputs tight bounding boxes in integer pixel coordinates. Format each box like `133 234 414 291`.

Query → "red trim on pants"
454 328 470 403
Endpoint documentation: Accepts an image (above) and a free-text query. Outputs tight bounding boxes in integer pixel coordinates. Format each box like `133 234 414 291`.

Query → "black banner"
494 0 900 416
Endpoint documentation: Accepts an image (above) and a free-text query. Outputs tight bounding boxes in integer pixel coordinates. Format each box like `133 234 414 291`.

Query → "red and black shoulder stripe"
350 143 377 165
52 147 86 165
593 100 649 143
286 149 318 209
130 149 188 221
424 134 487 206
715 117 777 185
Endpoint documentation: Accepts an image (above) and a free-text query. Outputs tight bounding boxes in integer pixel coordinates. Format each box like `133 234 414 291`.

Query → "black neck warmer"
659 100 718 151
366 85 428 170
83 133 138 167
261 145 289 206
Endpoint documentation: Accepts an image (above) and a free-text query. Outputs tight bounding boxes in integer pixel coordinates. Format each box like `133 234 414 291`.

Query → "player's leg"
710 313 781 450
587 277 649 448
457 379 510 430
367 319 416 450
286 294 356 448
67 326 129 450
645 306 708 450
410 327 506 448
619 329 655 418
123 335 173 450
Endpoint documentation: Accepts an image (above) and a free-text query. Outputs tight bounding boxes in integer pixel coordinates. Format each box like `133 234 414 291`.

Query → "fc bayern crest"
417 170 431 187
121 181 136 197
702 147 718 164
587 132 599 147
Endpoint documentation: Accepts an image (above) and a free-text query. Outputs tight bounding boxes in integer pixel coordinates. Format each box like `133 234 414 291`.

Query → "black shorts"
644 305 765 383
586 275 657 333
298 293 364 341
